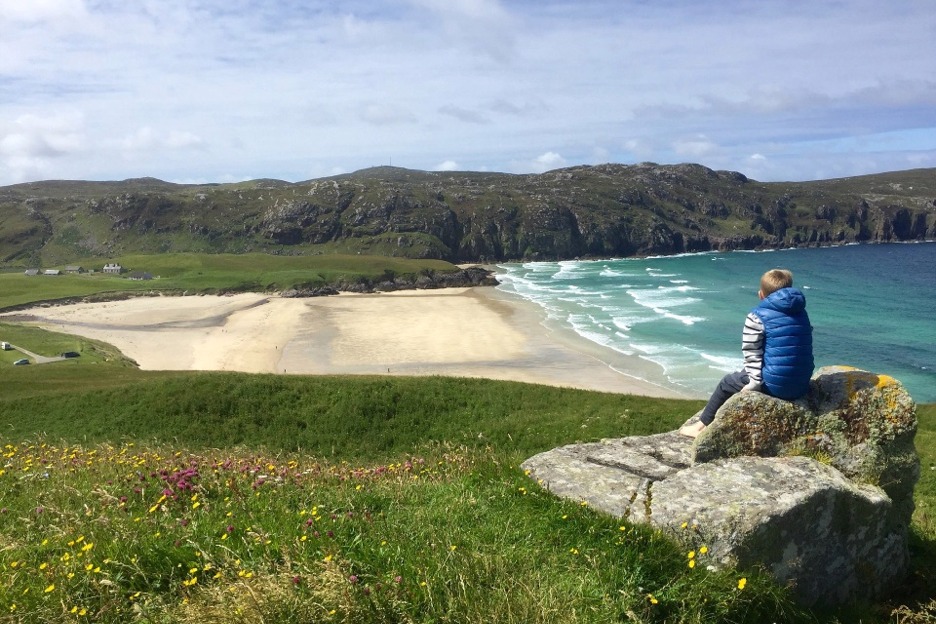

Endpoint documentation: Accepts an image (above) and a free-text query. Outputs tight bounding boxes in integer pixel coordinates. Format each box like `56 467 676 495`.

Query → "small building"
43 269 61 276
24 268 39 276
127 271 153 281
65 265 84 273
103 263 122 274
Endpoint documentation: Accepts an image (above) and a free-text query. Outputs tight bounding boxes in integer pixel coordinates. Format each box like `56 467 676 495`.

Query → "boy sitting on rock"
680 268 814 438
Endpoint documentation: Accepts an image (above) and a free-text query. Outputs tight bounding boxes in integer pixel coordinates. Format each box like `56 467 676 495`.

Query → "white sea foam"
626 288 705 325
700 352 740 372
497 243 936 403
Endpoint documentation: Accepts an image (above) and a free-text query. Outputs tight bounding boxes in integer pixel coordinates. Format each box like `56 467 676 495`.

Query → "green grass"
0 365 810 623
1 325 934 622
0 253 457 310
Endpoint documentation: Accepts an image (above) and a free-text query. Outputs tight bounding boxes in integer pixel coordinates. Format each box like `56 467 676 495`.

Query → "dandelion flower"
688 560 696 569
699 545 708 555
44 584 55 594
737 578 747 590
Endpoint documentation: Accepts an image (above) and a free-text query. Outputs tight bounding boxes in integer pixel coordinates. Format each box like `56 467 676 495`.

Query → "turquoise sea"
495 242 936 404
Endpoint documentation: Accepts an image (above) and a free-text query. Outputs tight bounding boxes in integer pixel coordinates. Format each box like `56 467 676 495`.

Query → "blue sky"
1 0 934 185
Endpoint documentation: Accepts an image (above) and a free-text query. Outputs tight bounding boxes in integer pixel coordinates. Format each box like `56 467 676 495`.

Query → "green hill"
2 163 934 266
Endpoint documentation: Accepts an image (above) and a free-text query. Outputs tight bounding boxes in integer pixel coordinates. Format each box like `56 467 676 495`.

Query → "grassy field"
1 263 934 623
0 253 456 310
0 329 934 623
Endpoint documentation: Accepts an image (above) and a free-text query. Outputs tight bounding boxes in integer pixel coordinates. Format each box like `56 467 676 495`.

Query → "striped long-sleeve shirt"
741 312 765 390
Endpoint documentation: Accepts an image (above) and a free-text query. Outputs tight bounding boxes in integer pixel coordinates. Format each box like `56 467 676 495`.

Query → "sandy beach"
3 287 685 398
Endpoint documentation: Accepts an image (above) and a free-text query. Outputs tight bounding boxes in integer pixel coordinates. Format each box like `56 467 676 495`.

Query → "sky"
1 0 935 186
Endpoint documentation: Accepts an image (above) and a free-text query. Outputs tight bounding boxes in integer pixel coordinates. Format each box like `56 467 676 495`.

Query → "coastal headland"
5 287 685 399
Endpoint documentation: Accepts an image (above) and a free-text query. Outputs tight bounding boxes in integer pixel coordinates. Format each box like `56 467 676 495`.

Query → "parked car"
61 351 80 358
13 358 29 366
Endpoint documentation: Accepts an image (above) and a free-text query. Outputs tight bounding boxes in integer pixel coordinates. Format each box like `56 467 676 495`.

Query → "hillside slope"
2 163 934 265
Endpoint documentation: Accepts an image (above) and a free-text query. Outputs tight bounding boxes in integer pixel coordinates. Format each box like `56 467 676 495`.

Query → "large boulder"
521 366 919 607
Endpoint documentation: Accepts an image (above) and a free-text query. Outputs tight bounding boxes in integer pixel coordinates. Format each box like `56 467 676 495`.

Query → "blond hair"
760 269 793 296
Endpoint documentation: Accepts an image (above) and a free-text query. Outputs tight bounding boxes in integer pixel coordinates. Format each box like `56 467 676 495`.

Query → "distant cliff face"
1 164 934 265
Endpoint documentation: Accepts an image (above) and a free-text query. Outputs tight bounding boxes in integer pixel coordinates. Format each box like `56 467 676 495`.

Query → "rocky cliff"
2 164 934 265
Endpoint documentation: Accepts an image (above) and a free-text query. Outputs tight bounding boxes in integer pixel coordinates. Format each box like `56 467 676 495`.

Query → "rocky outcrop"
3 165 934 264
280 266 498 297
521 367 919 607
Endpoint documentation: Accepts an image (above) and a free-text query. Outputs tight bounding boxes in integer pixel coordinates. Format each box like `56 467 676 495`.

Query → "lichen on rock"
521 366 920 607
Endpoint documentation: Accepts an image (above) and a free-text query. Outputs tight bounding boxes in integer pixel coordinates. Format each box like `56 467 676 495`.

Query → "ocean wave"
700 352 740 372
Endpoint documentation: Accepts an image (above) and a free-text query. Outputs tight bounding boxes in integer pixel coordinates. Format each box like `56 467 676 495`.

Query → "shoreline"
2 287 689 398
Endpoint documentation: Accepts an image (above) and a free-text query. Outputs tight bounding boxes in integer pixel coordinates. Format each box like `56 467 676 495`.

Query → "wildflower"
349 575 359 584
44 584 55 593
688 560 696 569
647 593 658 605
699 545 708 555
687 550 695 559
737 577 747 590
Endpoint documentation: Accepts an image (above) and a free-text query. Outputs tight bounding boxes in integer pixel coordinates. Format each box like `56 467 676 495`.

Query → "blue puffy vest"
750 287 814 399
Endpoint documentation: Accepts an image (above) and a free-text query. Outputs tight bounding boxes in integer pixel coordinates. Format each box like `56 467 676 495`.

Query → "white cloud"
439 105 489 124
0 1 934 185
519 151 567 173
433 160 460 171
0 0 88 23
360 104 417 126
673 136 717 158
120 127 203 151
0 112 85 182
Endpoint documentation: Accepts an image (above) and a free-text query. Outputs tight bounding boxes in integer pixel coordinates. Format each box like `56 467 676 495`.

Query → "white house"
103 263 122 274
